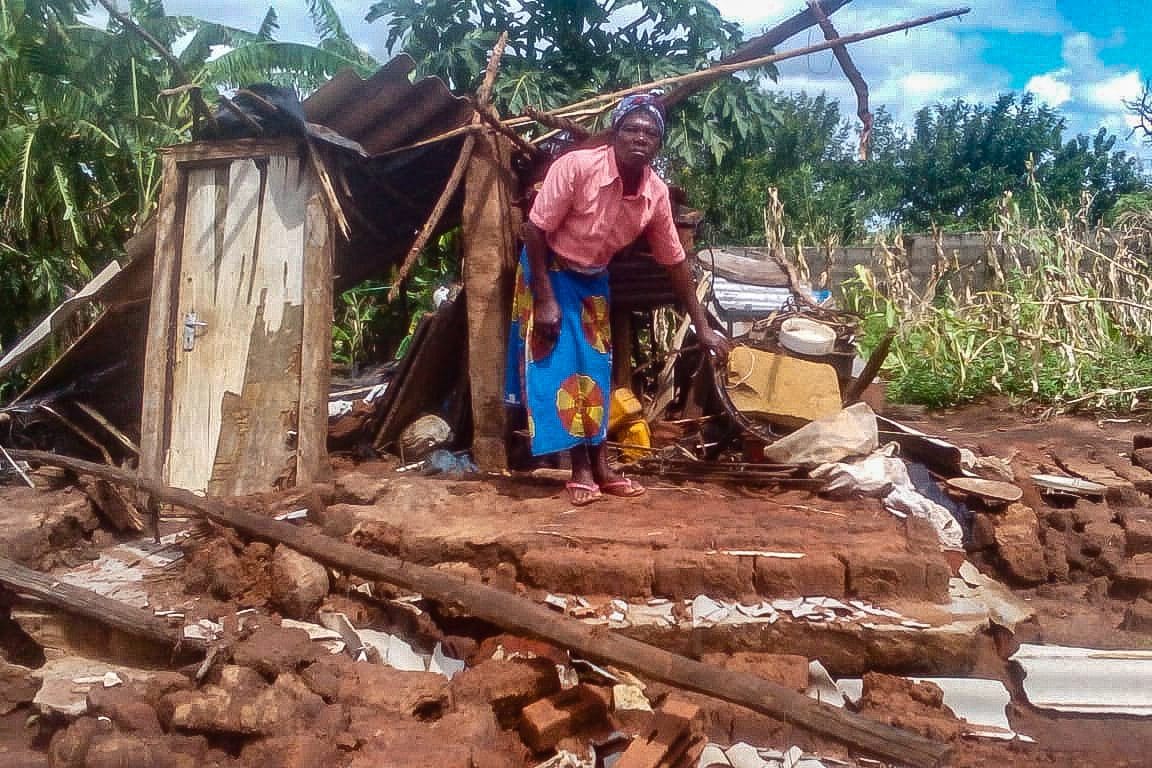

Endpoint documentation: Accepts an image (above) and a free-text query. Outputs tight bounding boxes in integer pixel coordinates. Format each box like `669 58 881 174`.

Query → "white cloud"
1026 72 1072 107
1084 70 1144 110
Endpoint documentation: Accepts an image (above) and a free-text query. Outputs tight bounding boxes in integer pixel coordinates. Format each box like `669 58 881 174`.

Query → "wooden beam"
297 193 334 485
138 153 183 488
462 133 516 470
0 554 205 654
9 449 950 768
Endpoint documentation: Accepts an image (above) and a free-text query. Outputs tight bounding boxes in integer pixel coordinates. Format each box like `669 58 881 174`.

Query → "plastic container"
608 387 643 435
616 419 651 462
778 317 837 356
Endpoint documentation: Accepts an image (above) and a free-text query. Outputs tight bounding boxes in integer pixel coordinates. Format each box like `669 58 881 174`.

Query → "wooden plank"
374 295 466 451
297 193 333 485
695 248 789 287
0 554 204 653
461 131 515 471
210 155 310 495
139 155 184 486
371 313 432 451
164 138 304 165
166 166 220 493
10 449 952 768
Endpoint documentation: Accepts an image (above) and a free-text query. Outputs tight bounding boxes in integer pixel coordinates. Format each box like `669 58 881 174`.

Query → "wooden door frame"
139 139 330 493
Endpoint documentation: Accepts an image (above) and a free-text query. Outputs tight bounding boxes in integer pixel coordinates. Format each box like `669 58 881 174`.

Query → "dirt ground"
4 403 1152 766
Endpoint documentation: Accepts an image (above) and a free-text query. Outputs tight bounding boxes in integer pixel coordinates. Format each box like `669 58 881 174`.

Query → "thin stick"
387 32 509 303
477 103 541 157
372 124 483 158
0 443 33 488
534 8 970 119
37 404 113 465
74 401 139 455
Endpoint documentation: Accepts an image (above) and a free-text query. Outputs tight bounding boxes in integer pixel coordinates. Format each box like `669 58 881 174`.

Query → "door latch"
182 310 208 351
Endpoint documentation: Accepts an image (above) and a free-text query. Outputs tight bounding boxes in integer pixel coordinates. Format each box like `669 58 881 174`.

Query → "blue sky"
155 0 1151 167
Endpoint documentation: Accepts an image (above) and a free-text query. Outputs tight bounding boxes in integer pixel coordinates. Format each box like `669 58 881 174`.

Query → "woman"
506 94 729 505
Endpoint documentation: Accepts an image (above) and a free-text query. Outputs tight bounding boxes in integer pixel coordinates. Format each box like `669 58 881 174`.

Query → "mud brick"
1125 516 1152 556
1107 462 1152 496
1072 500 1115 529
518 685 610 753
994 504 1048 586
1112 554 1152 598
1042 530 1070 582
1134 448 1152 473
616 698 701 768
519 546 653 598
653 550 754 600
754 553 845 598
1122 599 1152 633
453 658 561 727
843 551 950 603
970 513 997 551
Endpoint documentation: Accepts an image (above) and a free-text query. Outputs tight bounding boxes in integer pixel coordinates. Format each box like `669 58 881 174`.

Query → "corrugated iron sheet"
304 55 473 156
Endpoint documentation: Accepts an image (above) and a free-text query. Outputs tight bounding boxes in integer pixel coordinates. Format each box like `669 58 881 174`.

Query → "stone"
1133 447 1152 472
653 550 754 600
0 487 98 567
335 471 390 506
970 513 997 551
1072 500 1115 529
518 685 611 753
270 546 331 620
754 553 846 599
858 673 963 742
992 504 1047 586
1044 507 1074 532
844 551 950 603
87 685 163 735
230 625 320 680
335 662 450 720
1112 554 1152 598
452 658 561 727
0 658 39 715
1122 599 1152 633
162 666 324 736
519 546 653 598
1125 516 1152 556
700 653 808 692
240 732 342 768
182 537 246 600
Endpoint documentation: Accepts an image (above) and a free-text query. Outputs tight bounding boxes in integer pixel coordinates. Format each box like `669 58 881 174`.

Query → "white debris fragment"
608 611 627 624
698 744 731 767
182 618 223 642
328 400 353 418
544 594 569 611
900 620 932 629
711 550 805 559
429 642 466 680
1011 644 1152 715
725 742 770 768
646 597 671 606
610 599 629 613
692 595 732 628
781 746 805 768
735 601 777 619
102 671 123 688
273 508 309 521
358 629 426 672
612 684 652 712
805 661 843 707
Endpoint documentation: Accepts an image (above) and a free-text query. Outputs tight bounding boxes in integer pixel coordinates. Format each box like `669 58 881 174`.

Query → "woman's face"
613 110 662 173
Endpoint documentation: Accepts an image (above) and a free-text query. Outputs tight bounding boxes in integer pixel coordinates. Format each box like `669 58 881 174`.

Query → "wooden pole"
9 449 950 768
0 554 206 654
530 8 971 121
660 0 852 108
386 32 510 303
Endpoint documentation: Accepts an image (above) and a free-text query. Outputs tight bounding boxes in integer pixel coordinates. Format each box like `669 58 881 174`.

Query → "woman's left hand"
698 328 732 364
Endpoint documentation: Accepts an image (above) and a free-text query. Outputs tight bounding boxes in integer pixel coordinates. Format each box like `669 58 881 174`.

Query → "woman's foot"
599 476 646 498
565 481 602 506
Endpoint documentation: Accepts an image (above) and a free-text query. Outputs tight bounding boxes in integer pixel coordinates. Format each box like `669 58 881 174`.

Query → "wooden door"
140 141 331 496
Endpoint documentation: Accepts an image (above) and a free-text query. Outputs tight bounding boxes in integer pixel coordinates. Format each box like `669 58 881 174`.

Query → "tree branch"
806 0 873 160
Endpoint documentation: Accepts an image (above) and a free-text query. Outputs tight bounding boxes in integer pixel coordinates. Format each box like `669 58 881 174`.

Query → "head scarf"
611 93 666 137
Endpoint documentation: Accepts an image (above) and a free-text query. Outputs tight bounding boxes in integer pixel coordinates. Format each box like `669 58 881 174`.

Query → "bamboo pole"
8 449 950 768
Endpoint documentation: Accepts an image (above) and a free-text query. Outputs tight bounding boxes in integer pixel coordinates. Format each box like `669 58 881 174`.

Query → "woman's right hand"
531 296 561 360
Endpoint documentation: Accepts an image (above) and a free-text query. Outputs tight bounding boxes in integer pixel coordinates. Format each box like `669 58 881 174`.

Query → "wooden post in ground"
462 131 516 470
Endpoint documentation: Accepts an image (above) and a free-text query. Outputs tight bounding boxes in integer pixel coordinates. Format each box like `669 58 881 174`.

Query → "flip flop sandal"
565 481 602 506
599 477 646 498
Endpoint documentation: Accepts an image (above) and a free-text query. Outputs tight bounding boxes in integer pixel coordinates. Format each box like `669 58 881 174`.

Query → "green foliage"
367 0 778 170
843 189 1152 412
